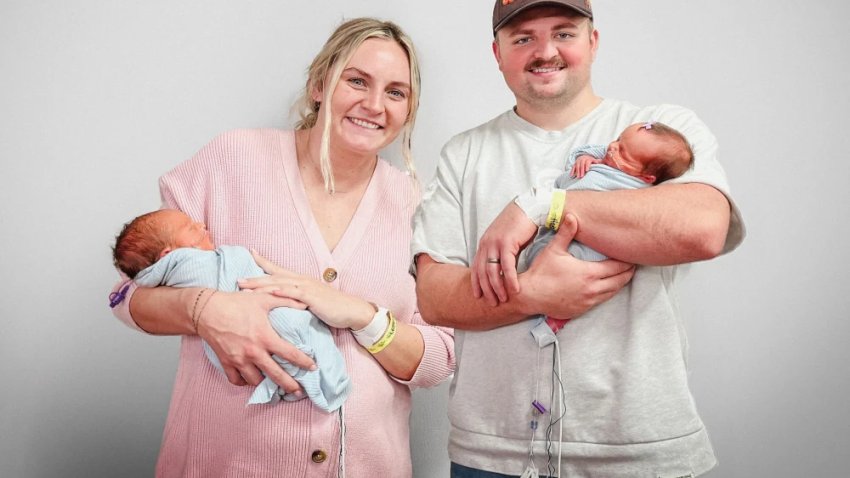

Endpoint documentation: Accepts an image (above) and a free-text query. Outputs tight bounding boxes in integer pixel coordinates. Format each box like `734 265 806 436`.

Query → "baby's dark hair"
112 210 172 279
641 122 694 184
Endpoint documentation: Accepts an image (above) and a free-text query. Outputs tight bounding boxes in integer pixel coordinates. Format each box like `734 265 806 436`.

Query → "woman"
110 18 454 477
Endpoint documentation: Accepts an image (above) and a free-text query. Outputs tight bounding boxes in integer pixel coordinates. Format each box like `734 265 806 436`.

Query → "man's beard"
525 73 590 111
519 56 578 108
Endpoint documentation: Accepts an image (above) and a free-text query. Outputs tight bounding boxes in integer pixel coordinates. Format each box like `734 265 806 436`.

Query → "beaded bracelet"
191 289 216 333
189 288 208 333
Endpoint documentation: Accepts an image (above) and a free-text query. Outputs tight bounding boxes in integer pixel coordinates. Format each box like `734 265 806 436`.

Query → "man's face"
493 7 598 111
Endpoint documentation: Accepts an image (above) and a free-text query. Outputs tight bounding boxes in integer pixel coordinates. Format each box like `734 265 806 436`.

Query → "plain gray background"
1 0 848 477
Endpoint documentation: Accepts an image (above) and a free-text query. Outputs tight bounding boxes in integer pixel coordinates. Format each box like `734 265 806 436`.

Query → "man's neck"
515 91 602 131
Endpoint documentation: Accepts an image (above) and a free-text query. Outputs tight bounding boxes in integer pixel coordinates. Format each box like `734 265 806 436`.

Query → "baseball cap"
493 0 593 34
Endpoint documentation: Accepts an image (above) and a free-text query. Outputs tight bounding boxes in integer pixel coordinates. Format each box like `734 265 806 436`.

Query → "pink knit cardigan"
111 129 455 477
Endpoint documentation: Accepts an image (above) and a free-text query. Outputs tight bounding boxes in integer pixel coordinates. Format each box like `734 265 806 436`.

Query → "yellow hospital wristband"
546 190 566 231
366 311 397 354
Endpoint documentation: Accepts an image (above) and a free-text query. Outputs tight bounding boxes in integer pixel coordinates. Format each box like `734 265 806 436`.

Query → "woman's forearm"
129 286 201 335
370 323 425 381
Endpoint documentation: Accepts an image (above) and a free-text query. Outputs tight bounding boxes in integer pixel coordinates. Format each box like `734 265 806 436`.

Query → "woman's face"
318 38 411 158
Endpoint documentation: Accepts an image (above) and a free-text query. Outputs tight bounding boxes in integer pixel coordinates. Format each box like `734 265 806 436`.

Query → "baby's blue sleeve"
565 144 608 171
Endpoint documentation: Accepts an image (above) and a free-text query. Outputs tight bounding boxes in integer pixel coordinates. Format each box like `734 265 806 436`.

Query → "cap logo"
502 0 514 5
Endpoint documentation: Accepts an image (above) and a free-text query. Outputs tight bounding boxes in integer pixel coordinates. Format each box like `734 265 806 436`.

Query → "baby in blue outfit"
112 209 350 412
515 122 694 340
525 121 695 265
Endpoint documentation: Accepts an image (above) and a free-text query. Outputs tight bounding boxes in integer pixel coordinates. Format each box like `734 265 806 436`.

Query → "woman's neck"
295 128 378 195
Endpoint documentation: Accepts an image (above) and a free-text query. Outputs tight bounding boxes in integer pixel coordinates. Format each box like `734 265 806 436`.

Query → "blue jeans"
450 462 554 478
450 463 517 478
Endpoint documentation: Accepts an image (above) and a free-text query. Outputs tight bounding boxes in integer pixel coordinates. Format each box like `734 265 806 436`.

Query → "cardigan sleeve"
393 309 455 389
108 278 144 332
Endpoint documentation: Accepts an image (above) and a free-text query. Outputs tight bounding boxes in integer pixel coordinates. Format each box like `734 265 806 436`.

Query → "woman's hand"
471 202 538 306
196 290 315 394
240 251 376 331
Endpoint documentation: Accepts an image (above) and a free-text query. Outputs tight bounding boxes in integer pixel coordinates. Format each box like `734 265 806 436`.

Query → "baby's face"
159 210 215 251
603 124 662 179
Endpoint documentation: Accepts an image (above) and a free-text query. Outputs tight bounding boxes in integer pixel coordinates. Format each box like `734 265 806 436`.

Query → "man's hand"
471 202 537 305
197 291 315 394
519 214 636 318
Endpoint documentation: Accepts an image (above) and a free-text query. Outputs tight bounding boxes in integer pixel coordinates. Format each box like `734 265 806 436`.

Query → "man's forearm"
415 255 528 331
567 183 730 265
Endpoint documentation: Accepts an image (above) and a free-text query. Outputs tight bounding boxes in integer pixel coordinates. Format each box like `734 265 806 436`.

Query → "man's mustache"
525 57 567 70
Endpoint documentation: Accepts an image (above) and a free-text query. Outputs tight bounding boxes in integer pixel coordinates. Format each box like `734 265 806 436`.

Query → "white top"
411 99 745 477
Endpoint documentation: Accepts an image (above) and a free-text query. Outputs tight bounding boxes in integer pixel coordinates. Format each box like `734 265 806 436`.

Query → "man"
412 1 745 477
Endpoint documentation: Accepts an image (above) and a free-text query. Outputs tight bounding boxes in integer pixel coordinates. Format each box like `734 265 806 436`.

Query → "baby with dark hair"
112 209 350 411
510 121 694 338
569 121 693 185
112 209 216 278
523 121 694 265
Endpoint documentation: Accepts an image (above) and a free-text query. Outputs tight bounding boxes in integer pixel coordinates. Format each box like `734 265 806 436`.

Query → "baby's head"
112 209 215 278
603 122 694 184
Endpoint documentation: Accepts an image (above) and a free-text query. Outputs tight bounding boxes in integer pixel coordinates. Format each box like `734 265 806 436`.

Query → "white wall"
1 1 848 477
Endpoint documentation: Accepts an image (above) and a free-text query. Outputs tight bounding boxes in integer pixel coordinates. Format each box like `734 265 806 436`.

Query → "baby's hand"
570 154 599 179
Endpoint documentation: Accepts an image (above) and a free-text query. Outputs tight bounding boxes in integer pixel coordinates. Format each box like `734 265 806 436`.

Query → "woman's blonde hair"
295 18 421 193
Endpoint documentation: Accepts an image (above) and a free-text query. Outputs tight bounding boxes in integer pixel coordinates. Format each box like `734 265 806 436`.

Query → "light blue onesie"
525 144 648 265
135 245 351 412
526 144 651 346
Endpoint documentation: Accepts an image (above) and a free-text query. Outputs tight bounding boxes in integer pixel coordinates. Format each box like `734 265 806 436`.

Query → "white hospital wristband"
351 306 390 348
514 187 553 227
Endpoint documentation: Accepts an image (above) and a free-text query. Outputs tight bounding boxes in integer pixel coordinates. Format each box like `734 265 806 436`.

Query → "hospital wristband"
352 305 391 349
366 311 397 354
546 189 567 231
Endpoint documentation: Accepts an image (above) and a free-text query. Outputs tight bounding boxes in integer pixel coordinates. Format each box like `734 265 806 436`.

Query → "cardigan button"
322 268 338 282
311 449 328 463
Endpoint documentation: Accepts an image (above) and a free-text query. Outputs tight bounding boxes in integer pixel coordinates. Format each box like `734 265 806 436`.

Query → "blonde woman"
110 18 454 477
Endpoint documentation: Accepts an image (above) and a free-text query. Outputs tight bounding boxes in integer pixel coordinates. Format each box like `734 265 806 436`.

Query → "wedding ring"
487 258 500 264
